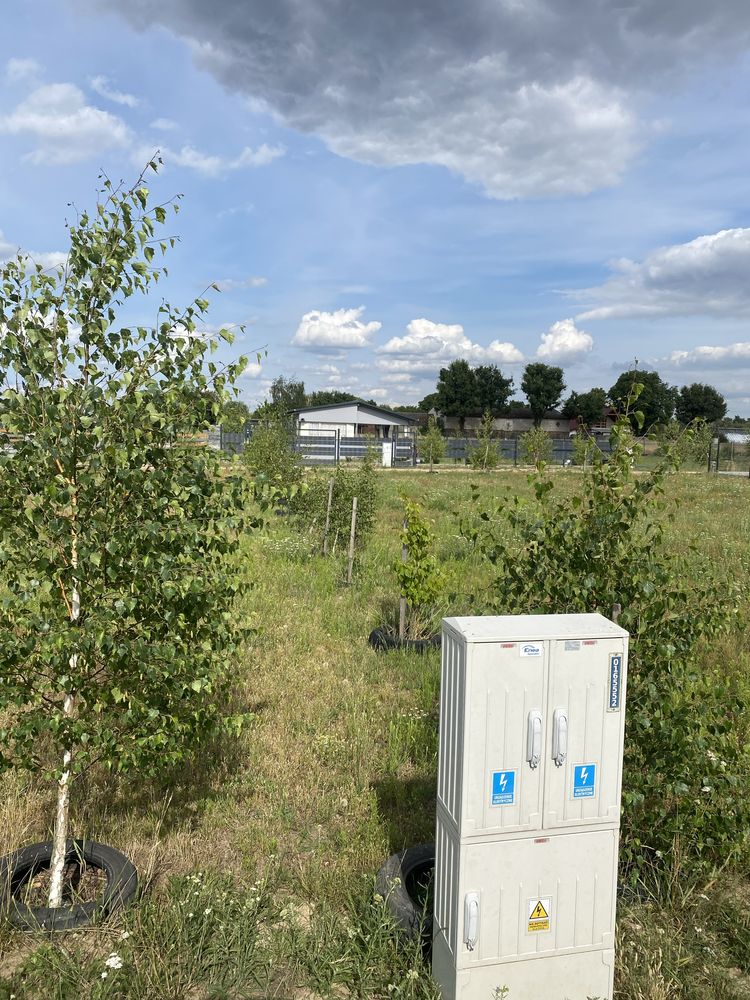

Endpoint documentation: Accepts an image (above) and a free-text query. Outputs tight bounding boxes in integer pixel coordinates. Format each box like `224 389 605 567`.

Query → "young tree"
521 363 565 425
0 165 249 908
417 414 446 472
676 383 727 425
474 364 514 414
609 369 677 430
469 411 500 471
435 359 478 432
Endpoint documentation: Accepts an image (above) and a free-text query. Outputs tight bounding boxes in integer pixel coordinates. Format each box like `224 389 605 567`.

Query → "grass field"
1 466 750 999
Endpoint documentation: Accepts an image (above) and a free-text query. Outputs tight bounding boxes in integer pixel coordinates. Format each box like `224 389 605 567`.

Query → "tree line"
417 359 728 431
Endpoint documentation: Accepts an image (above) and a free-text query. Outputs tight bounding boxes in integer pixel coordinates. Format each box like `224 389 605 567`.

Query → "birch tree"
0 164 248 907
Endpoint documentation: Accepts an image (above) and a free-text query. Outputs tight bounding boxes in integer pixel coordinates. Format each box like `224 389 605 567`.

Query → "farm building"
292 400 417 439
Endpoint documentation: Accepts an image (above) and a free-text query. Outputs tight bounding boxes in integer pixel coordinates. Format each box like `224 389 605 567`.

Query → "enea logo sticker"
491 769 516 806
520 643 542 657
573 763 597 799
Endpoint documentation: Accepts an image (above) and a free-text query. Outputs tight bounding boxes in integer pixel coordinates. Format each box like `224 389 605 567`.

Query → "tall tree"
0 166 248 907
270 376 306 417
561 387 607 425
609 369 677 430
676 383 727 425
306 389 358 407
521 363 566 425
474 364 514 414
435 359 478 432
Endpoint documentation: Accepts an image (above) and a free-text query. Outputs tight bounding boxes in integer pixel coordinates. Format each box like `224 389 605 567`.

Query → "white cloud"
0 228 67 270
241 361 263 378
215 275 268 291
90 75 139 108
100 0 750 199
150 117 179 131
6 58 41 83
0 83 131 165
667 342 750 369
575 228 750 321
145 142 284 177
536 318 593 362
292 306 381 350
379 317 523 366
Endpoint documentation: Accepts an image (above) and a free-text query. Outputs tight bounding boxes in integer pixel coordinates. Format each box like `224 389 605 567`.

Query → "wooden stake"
346 496 358 584
612 602 621 624
399 516 408 640
322 478 334 555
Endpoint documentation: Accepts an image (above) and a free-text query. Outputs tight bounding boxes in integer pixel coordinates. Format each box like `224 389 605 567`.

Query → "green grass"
1 467 749 998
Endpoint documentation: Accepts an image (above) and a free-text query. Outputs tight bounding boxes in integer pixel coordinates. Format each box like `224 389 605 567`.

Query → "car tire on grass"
0 839 138 931
368 628 441 654
376 843 435 943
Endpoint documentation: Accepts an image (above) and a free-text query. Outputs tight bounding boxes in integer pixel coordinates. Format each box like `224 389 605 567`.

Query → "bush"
519 425 552 466
393 497 443 635
461 403 748 883
293 456 378 552
469 411 500 471
243 420 301 493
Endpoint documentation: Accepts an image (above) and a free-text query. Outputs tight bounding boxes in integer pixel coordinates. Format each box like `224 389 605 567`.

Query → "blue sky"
4 0 750 413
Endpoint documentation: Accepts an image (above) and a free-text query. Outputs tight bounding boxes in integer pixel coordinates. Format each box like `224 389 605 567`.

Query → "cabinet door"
462 640 546 836
543 638 627 830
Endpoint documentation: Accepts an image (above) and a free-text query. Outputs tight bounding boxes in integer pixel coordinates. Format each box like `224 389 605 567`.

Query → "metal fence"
444 436 611 465
210 423 417 466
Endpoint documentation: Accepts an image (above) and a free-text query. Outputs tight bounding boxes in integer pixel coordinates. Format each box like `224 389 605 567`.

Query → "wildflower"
119 930 131 941
203 907 212 915
105 953 124 970
101 972 108 979
406 969 419 981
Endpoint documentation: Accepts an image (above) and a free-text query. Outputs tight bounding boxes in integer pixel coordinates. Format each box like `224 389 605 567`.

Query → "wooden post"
612 602 621 625
322 479 334 555
346 496 358 584
399 516 408 640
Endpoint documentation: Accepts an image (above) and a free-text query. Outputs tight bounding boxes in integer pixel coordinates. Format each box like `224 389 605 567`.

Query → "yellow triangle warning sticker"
530 901 549 920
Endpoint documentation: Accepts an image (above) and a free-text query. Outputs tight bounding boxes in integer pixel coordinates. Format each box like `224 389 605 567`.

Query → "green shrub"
417 415 446 471
461 401 748 883
518 425 552 466
394 496 443 611
469 411 500 471
293 456 378 551
243 420 301 492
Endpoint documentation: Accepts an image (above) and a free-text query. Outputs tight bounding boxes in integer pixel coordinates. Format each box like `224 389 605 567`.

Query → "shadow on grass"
372 775 436 854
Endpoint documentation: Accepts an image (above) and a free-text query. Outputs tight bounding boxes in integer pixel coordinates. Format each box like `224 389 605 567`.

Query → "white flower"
105 952 123 970
188 912 194 918
203 907 212 915
101 972 108 979
407 969 419 980
119 930 130 940
701 786 712 793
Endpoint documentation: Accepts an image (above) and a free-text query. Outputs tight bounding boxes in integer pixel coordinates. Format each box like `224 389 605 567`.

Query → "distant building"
291 400 417 439
439 407 568 437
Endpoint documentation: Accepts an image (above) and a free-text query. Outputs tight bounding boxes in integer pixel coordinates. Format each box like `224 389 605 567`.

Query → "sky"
3 1 750 414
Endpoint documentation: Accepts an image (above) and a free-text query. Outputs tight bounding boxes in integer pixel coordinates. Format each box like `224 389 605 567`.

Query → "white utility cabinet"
433 614 628 1000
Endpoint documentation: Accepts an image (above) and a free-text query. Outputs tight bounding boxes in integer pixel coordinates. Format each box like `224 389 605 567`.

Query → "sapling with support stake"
0 161 252 916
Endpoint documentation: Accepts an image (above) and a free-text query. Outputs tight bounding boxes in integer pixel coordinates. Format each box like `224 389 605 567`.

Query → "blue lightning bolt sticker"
573 763 597 798
491 769 516 806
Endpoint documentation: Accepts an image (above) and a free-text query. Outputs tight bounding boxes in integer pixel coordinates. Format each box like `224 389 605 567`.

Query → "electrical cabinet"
433 614 628 1000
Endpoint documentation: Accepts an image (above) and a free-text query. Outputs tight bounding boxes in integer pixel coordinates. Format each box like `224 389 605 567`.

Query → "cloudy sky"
4 1 750 413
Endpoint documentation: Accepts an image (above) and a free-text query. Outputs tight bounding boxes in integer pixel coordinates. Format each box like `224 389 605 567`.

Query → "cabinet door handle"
527 709 542 770
464 892 480 951
552 707 568 768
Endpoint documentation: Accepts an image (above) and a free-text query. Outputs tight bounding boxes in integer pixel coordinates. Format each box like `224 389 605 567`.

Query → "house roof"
291 399 417 423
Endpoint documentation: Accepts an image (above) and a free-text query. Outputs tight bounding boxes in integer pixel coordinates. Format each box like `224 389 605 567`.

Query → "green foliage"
676 383 727 425
610 369 677 430
518 425 552 466
473 364 514 414
243 420 302 494
293 457 378 551
417 414 445 471
561 387 607 425
461 400 747 880
656 419 714 467
221 398 251 432
520 362 565 425
394 496 442 611
571 430 598 467
306 389 358 407
434 359 477 430
469 410 500 470
0 165 249 783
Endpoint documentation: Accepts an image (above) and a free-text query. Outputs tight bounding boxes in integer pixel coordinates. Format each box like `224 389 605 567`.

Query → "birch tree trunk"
48 507 78 908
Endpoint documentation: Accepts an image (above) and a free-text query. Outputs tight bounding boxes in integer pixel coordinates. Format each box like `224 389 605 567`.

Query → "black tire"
376 843 435 943
0 839 138 931
368 628 441 654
